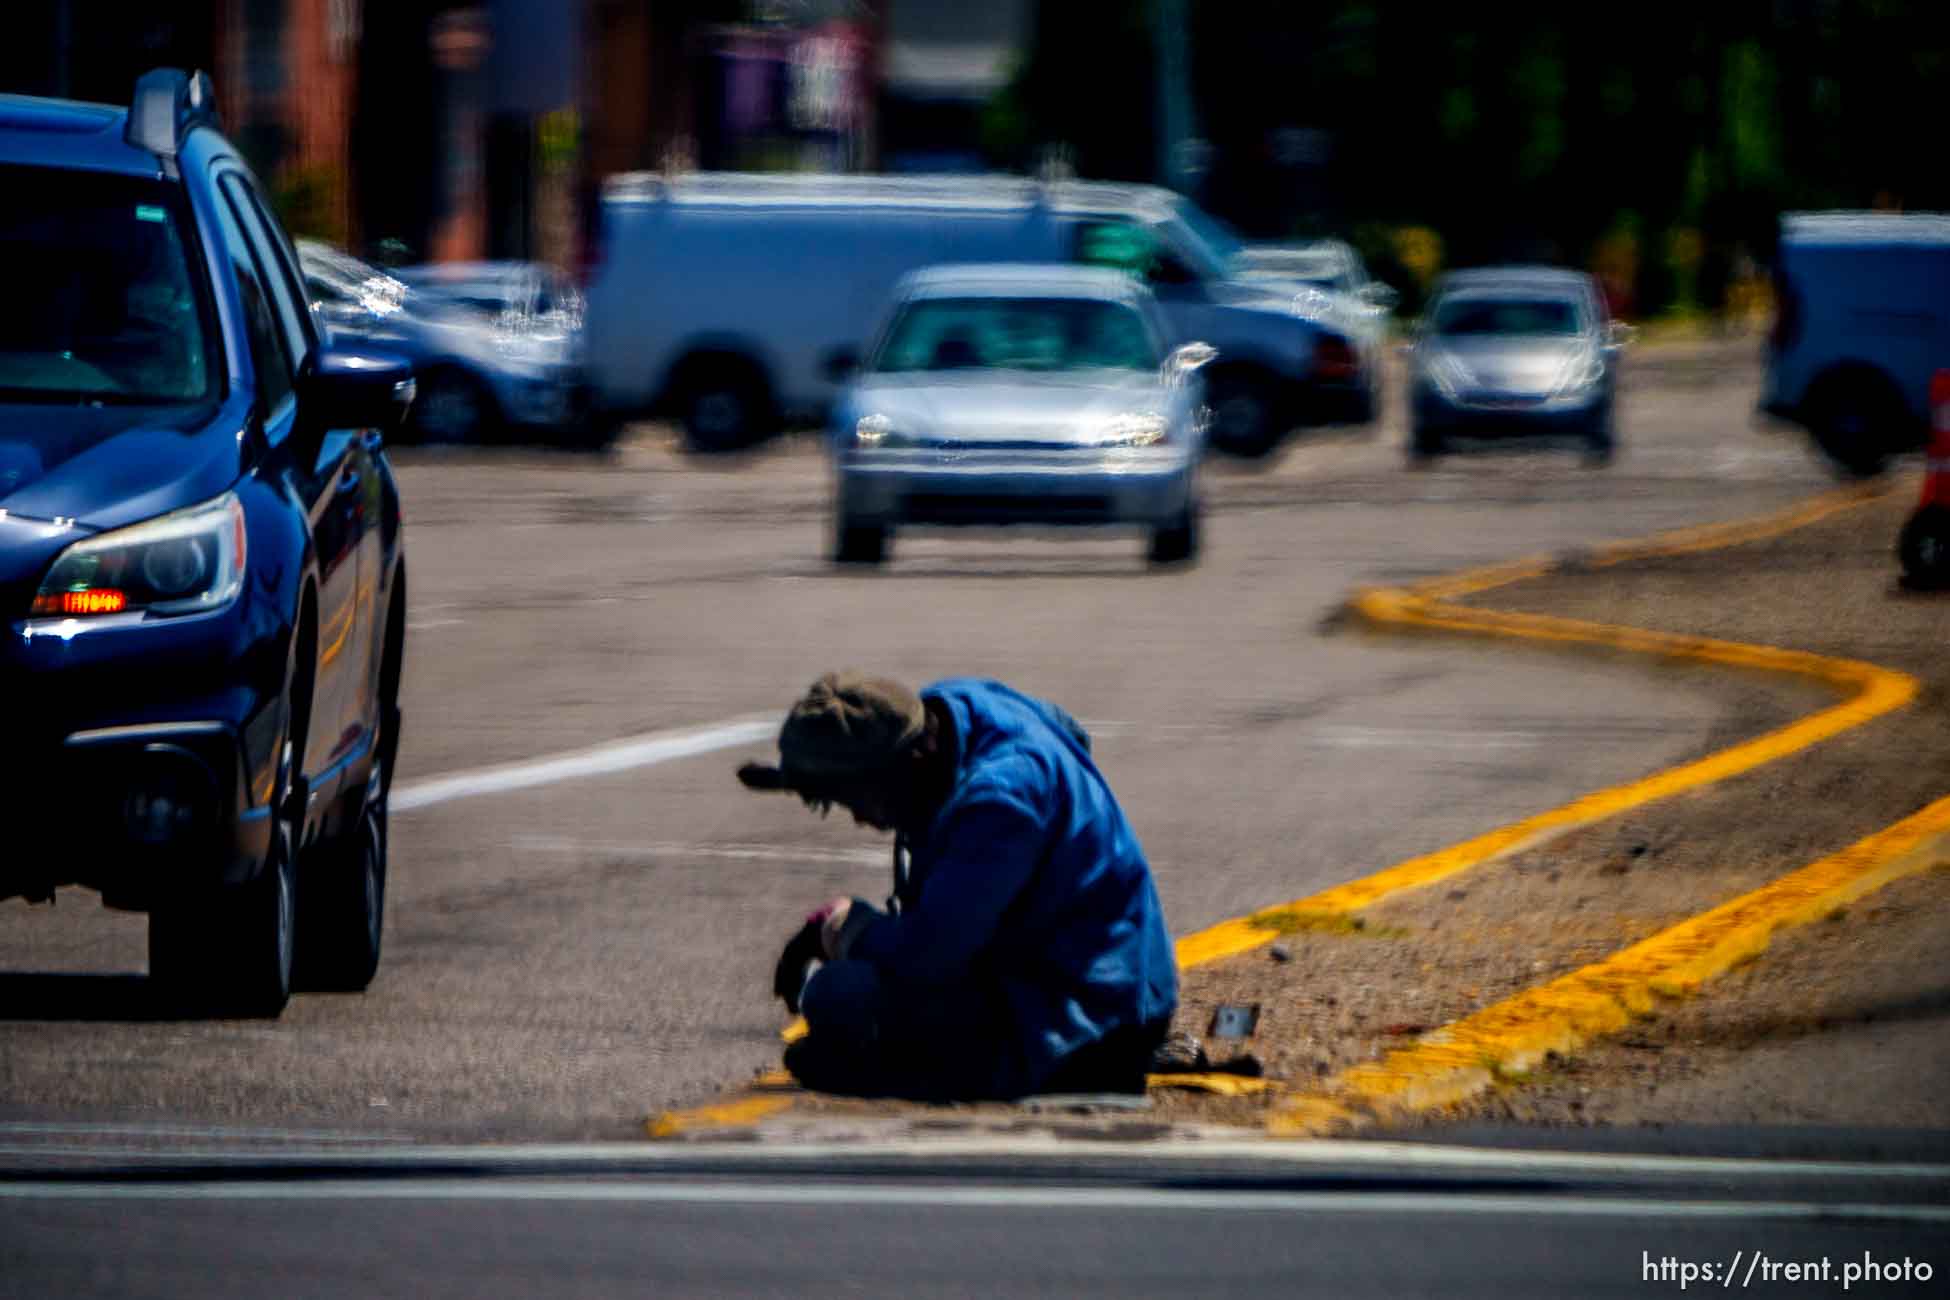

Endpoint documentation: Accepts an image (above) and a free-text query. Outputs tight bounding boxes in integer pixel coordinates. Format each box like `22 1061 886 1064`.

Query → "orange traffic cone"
1897 370 1950 589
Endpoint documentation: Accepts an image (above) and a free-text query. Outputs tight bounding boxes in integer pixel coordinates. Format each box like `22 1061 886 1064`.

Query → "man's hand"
816 896 852 960
772 920 825 1015
772 898 856 1014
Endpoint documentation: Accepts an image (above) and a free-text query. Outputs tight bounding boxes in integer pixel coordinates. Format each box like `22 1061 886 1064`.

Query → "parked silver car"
1406 266 1631 464
830 265 1212 567
298 243 585 444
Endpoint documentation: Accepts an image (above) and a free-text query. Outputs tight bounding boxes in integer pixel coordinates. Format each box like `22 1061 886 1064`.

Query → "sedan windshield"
1433 296 1584 337
874 297 1160 373
0 165 220 405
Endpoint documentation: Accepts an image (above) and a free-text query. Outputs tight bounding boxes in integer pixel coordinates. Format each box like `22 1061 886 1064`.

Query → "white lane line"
390 714 1571 816
512 835 890 868
1 1181 1945 1221
0 1123 415 1145
391 717 775 813
3 1138 1944 1183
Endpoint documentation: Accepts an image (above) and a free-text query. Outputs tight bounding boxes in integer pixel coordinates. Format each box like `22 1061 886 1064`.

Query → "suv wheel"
296 775 387 993
151 819 295 1017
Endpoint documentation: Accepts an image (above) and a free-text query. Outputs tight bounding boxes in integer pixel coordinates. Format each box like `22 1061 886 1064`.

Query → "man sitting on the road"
739 672 1178 1100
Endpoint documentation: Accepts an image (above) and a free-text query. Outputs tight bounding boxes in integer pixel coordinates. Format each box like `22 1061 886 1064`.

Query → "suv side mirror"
299 347 416 431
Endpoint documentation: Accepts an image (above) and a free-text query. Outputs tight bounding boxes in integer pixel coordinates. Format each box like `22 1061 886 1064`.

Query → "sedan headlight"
851 414 920 449
30 492 246 620
1552 350 1606 397
1421 350 1473 400
1096 412 1169 447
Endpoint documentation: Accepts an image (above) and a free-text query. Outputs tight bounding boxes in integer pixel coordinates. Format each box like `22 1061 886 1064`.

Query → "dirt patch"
1155 486 1950 1131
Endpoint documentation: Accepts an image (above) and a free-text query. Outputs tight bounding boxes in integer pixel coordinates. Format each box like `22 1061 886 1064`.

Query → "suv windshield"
0 165 221 404
874 297 1160 374
1433 296 1584 337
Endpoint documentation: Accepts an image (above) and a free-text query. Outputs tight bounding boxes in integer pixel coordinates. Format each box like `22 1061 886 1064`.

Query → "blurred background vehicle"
393 260 584 332
829 264 1209 566
299 241 585 446
1 70 411 1015
1760 212 1950 478
583 173 1353 455
1232 237 1395 423
1406 267 1629 464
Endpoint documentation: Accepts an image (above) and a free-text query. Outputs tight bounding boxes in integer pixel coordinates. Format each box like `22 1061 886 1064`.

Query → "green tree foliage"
992 0 1950 316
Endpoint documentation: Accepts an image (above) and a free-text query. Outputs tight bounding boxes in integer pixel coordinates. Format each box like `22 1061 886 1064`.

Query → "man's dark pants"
790 959 1168 1101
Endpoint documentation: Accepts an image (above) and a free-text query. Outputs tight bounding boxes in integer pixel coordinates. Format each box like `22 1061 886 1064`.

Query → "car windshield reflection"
873 298 1161 374
1434 298 1585 337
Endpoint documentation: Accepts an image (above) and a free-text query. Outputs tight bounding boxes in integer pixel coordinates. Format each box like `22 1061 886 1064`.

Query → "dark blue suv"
1 71 411 1015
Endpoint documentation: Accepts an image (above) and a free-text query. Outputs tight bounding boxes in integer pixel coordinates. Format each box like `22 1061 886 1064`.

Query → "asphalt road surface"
2 1138 1944 1298
1 339 1854 1139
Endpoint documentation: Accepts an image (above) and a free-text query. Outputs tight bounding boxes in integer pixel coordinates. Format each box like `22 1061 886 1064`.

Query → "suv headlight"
30 492 246 620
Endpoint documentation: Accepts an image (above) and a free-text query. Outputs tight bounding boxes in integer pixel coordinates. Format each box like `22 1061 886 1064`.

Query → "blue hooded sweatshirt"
843 678 1178 1086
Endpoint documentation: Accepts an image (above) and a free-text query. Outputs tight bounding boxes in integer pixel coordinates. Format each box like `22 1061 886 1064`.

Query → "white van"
1761 212 1950 475
583 173 1367 453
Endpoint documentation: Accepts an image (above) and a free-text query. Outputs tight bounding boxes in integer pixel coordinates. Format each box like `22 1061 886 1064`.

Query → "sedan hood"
0 397 249 534
849 371 1168 446
1424 337 1589 394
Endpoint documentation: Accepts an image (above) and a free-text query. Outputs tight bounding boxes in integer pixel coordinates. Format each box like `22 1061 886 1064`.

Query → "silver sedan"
829 265 1212 567
1406 266 1633 464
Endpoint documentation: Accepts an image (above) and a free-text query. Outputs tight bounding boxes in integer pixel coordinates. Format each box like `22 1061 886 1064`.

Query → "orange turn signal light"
32 588 129 616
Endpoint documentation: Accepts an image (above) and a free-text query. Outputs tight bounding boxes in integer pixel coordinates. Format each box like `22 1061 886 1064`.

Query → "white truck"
1761 212 1950 476
582 173 1371 454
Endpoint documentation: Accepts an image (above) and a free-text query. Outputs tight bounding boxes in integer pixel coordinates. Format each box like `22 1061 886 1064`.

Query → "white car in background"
830 265 1212 567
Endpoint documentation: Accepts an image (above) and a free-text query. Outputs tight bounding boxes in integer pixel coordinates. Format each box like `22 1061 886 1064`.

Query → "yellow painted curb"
645 1094 796 1139
1270 794 1950 1134
1146 1072 1283 1097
